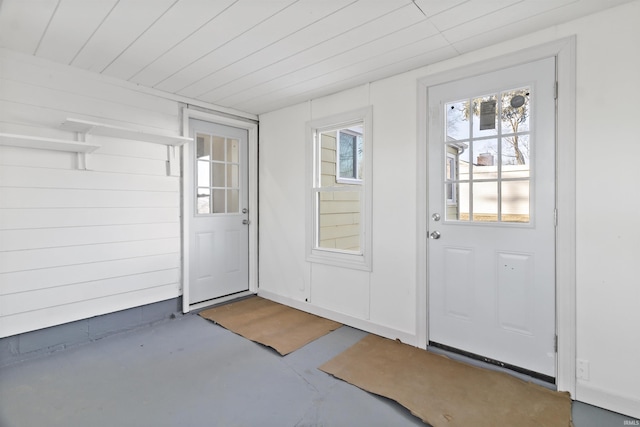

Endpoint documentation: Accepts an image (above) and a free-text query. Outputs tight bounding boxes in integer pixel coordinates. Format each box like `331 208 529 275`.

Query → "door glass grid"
444 87 531 223
196 133 241 215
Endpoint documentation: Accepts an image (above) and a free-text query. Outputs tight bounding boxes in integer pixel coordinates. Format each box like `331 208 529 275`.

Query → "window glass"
315 123 365 253
444 86 531 224
195 132 242 215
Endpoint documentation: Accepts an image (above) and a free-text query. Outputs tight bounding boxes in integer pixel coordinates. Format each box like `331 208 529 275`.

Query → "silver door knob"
431 213 440 221
242 219 250 225
429 231 441 239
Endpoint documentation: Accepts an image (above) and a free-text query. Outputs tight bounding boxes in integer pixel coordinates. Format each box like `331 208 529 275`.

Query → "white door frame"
181 107 259 313
416 37 577 396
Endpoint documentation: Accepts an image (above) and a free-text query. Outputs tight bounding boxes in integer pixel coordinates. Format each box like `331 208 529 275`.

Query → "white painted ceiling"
0 0 633 115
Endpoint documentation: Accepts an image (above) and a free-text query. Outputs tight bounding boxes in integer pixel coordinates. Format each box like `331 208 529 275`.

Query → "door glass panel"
471 139 497 178
227 190 239 213
446 100 470 141
502 181 530 223
197 188 210 214
227 139 239 162
197 134 211 160
472 181 498 222
472 95 498 137
501 88 530 133
212 163 225 187
212 189 225 214
455 182 470 221
212 136 225 161
228 164 239 188
197 161 210 187
502 135 530 177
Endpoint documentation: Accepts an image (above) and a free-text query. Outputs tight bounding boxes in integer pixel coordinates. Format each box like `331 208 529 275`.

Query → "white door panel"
428 57 556 377
188 119 249 304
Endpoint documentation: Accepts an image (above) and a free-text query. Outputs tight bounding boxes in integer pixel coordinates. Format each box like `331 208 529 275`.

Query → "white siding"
259 1 640 418
0 50 183 338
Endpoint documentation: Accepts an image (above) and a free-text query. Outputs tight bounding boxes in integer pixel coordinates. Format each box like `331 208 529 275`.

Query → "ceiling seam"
152 0 302 90
210 6 430 105
231 34 450 112
179 0 360 96
100 0 180 75
126 0 241 83
68 0 120 66
33 0 60 56
198 2 416 103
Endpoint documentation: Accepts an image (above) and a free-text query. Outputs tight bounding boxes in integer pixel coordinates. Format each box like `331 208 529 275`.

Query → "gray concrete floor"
0 313 636 427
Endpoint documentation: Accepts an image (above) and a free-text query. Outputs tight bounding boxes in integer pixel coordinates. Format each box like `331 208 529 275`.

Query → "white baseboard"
257 289 418 346
577 383 640 419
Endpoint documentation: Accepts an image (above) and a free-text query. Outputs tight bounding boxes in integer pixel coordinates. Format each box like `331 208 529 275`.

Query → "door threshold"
188 290 255 313
428 341 556 388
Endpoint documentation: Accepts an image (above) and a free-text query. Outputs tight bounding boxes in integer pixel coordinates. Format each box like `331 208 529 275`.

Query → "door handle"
242 219 250 225
429 231 441 239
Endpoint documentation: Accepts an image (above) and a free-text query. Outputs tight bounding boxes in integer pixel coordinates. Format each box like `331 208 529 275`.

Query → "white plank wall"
0 51 183 338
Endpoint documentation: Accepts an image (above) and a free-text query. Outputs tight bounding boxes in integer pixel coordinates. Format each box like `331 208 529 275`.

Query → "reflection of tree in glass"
454 89 529 165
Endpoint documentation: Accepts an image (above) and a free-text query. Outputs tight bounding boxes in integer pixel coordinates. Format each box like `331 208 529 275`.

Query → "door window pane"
227 190 239 213
212 136 225 161
501 89 530 133
472 181 498 222
212 189 225 214
502 181 530 223
197 134 211 160
472 95 498 137
197 188 210 214
446 100 470 141
227 139 239 162
212 163 225 187
197 161 210 187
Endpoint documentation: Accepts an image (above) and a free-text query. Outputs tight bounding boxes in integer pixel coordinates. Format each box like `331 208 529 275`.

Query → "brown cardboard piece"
320 334 573 427
199 296 341 355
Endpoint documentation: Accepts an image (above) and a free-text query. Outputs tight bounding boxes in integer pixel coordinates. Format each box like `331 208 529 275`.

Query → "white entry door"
188 119 249 304
428 57 556 378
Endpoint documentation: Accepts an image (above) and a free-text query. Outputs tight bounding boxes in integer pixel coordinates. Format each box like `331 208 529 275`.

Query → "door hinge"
554 208 558 227
554 81 558 100
554 335 558 352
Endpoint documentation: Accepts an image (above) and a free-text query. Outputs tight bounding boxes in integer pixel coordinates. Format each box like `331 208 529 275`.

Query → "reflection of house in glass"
445 139 530 223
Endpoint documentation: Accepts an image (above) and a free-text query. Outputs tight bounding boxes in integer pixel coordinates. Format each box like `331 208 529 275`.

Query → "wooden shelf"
0 132 101 153
61 118 192 146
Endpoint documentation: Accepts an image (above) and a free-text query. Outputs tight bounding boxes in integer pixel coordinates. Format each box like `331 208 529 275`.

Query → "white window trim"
306 106 373 271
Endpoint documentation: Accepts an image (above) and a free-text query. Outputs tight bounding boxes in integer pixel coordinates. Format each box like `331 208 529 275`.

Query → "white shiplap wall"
0 49 183 338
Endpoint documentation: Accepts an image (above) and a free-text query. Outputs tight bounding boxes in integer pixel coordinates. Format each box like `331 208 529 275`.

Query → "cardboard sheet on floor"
199 296 341 355
320 334 573 427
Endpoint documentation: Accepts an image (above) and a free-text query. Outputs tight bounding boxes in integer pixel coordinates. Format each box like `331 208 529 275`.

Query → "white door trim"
181 107 259 313
416 37 577 396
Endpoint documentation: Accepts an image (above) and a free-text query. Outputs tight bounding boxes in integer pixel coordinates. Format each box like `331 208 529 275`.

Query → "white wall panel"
0 50 183 338
0 207 179 229
367 72 418 335
258 103 311 302
0 254 180 295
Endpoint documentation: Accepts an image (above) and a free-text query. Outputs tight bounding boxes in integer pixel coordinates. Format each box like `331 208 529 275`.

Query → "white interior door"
428 57 556 378
188 119 249 304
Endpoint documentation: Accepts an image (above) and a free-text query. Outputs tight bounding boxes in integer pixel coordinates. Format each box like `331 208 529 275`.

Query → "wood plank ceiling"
0 0 633 115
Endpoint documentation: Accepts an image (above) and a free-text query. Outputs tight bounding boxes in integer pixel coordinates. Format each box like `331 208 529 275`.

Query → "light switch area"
577 359 590 380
